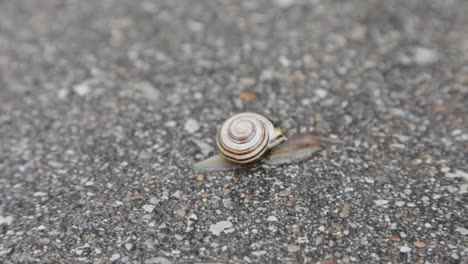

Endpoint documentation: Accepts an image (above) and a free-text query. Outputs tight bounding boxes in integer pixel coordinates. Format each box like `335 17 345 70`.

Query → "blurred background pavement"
0 0 467 263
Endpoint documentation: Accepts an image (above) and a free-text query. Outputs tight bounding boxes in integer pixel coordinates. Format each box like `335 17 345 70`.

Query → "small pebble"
239 91 257 102
412 47 438 66
209 220 234 236
132 81 159 101
191 139 214 156
171 191 182 199
240 78 255 87
252 250 267 256
196 173 205 181
0 216 14 225
142 204 155 213
287 244 300 253
315 89 328 99
455 227 468 235
188 214 198 221
296 236 309 244
267 216 278 222
445 169 468 181
110 253 121 261
73 83 91 96
339 202 351 218
274 0 295 8
184 119 200 134
395 201 405 207
145 257 171 264
164 121 177 128
399 246 412 253
451 129 462 136
374 200 389 206
414 241 427 248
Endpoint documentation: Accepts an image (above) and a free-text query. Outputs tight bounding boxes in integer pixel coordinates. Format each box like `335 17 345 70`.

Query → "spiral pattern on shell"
216 113 285 164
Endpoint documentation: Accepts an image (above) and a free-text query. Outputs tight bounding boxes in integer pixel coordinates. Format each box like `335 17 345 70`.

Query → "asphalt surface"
0 0 467 263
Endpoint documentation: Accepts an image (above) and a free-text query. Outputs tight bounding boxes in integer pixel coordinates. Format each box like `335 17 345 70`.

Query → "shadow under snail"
194 112 342 172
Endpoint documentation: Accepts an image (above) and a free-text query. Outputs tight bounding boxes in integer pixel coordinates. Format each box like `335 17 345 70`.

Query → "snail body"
216 112 286 164
194 112 342 172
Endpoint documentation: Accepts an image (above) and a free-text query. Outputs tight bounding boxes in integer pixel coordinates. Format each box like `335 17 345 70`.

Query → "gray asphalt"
0 0 467 263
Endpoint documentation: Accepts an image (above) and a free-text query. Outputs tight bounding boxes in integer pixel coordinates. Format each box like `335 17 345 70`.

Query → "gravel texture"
0 0 467 263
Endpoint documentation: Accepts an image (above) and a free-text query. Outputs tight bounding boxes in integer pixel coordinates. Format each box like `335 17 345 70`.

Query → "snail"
194 112 342 171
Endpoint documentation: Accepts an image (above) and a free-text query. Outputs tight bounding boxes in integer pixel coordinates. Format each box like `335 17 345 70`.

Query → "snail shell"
216 112 286 164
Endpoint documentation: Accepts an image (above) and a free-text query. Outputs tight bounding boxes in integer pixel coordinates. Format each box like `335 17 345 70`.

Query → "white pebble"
445 169 468 181
374 200 389 206
252 250 267 256
164 121 177 128
412 47 438 66
399 246 412 253
451 129 462 136
188 214 198 221
440 167 450 173
191 139 214 156
315 88 328 99
57 88 68 99
287 244 300 252
145 257 171 264
274 0 295 8
73 83 91 96
184 119 200 134
132 81 159 101
142 204 155 213
110 253 120 261
0 216 14 225
267 216 278 222
455 227 468 235
209 220 234 236
395 201 405 207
